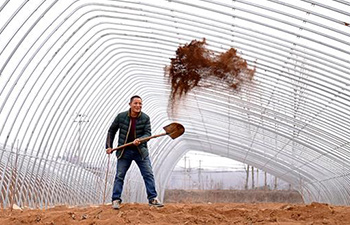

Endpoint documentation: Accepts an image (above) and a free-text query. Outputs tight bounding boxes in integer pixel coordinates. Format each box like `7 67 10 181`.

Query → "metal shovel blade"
163 122 185 139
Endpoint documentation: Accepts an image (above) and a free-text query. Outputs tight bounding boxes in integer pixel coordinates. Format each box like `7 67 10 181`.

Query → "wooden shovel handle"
111 133 167 153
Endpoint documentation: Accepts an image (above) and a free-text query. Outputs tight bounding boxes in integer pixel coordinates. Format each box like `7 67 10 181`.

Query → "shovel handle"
111 132 167 153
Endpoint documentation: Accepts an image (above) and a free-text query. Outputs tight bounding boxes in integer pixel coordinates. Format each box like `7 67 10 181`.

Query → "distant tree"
245 165 250 190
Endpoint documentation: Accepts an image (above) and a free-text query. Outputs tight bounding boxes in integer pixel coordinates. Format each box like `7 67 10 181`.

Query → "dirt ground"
1 202 350 225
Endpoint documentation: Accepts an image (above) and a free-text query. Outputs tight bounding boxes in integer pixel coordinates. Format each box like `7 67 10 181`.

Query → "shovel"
110 122 185 153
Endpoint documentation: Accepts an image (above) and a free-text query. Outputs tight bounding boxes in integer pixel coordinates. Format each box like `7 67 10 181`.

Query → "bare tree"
245 165 250 190
251 166 255 189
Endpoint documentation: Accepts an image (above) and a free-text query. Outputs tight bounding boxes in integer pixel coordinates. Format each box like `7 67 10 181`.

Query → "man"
106 95 164 209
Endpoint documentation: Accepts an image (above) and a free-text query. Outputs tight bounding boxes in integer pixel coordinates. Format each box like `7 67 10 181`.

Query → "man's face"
129 97 142 115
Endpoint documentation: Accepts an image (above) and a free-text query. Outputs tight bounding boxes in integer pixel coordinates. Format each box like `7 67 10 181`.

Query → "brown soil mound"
1 202 350 225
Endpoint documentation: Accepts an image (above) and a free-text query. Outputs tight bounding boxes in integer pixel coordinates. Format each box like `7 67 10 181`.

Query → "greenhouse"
0 0 350 209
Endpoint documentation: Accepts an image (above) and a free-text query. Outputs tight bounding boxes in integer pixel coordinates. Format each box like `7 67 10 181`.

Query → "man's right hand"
106 148 113 154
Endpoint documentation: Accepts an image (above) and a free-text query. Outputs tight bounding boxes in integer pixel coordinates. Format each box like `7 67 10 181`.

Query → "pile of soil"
1 202 350 225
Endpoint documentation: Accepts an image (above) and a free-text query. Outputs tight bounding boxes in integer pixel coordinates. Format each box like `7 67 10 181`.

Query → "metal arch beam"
198 0 350 48
78 1 350 74
235 0 350 31
1 2 348 100
0 0 58 77
96 2 350 73
178 91 344 154
301 0 350 15
156 135 320 202
187 75 349 141
1 2 348 135
163 125 347 204
177 136 317 185
4 54 348 171
266 0 349 25
155 84 348 202
2 11 348 149
165 93 348 192
146 0 350 56
0 2 348 81
173 100 339 174
3 38 167 155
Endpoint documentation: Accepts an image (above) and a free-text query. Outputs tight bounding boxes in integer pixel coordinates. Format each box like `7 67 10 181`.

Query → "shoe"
112 199 121 209
148 198 164 207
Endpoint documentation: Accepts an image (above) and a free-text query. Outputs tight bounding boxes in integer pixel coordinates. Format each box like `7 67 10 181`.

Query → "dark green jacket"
106 110 151 159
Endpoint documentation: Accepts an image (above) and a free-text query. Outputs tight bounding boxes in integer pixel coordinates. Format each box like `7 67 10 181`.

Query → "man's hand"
106 148 113 154
133 138 141 146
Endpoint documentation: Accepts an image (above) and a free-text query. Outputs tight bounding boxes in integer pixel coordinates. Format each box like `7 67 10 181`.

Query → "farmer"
106 95 164 209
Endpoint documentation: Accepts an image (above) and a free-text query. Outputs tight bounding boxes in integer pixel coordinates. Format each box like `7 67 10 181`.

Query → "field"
1 202 350 225
1 190 349 224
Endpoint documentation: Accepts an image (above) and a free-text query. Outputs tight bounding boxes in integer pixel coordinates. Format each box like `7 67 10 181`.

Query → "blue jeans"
111 148 158 202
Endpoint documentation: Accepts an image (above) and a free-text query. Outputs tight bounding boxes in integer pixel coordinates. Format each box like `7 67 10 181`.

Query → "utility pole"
73 113 89 165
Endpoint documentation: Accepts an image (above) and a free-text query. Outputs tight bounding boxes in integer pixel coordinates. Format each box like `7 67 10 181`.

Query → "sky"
176 150 246 171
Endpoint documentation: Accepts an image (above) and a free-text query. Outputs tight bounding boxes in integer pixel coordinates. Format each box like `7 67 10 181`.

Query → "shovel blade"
163 122 185 139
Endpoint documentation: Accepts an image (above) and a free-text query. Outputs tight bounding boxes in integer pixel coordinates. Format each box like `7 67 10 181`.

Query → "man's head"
129 95 142 116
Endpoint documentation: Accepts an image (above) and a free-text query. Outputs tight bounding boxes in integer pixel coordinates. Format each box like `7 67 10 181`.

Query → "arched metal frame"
0 0 349 208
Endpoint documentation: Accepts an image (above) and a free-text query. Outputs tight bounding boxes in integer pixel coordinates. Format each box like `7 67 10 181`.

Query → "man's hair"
130 95 142 103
